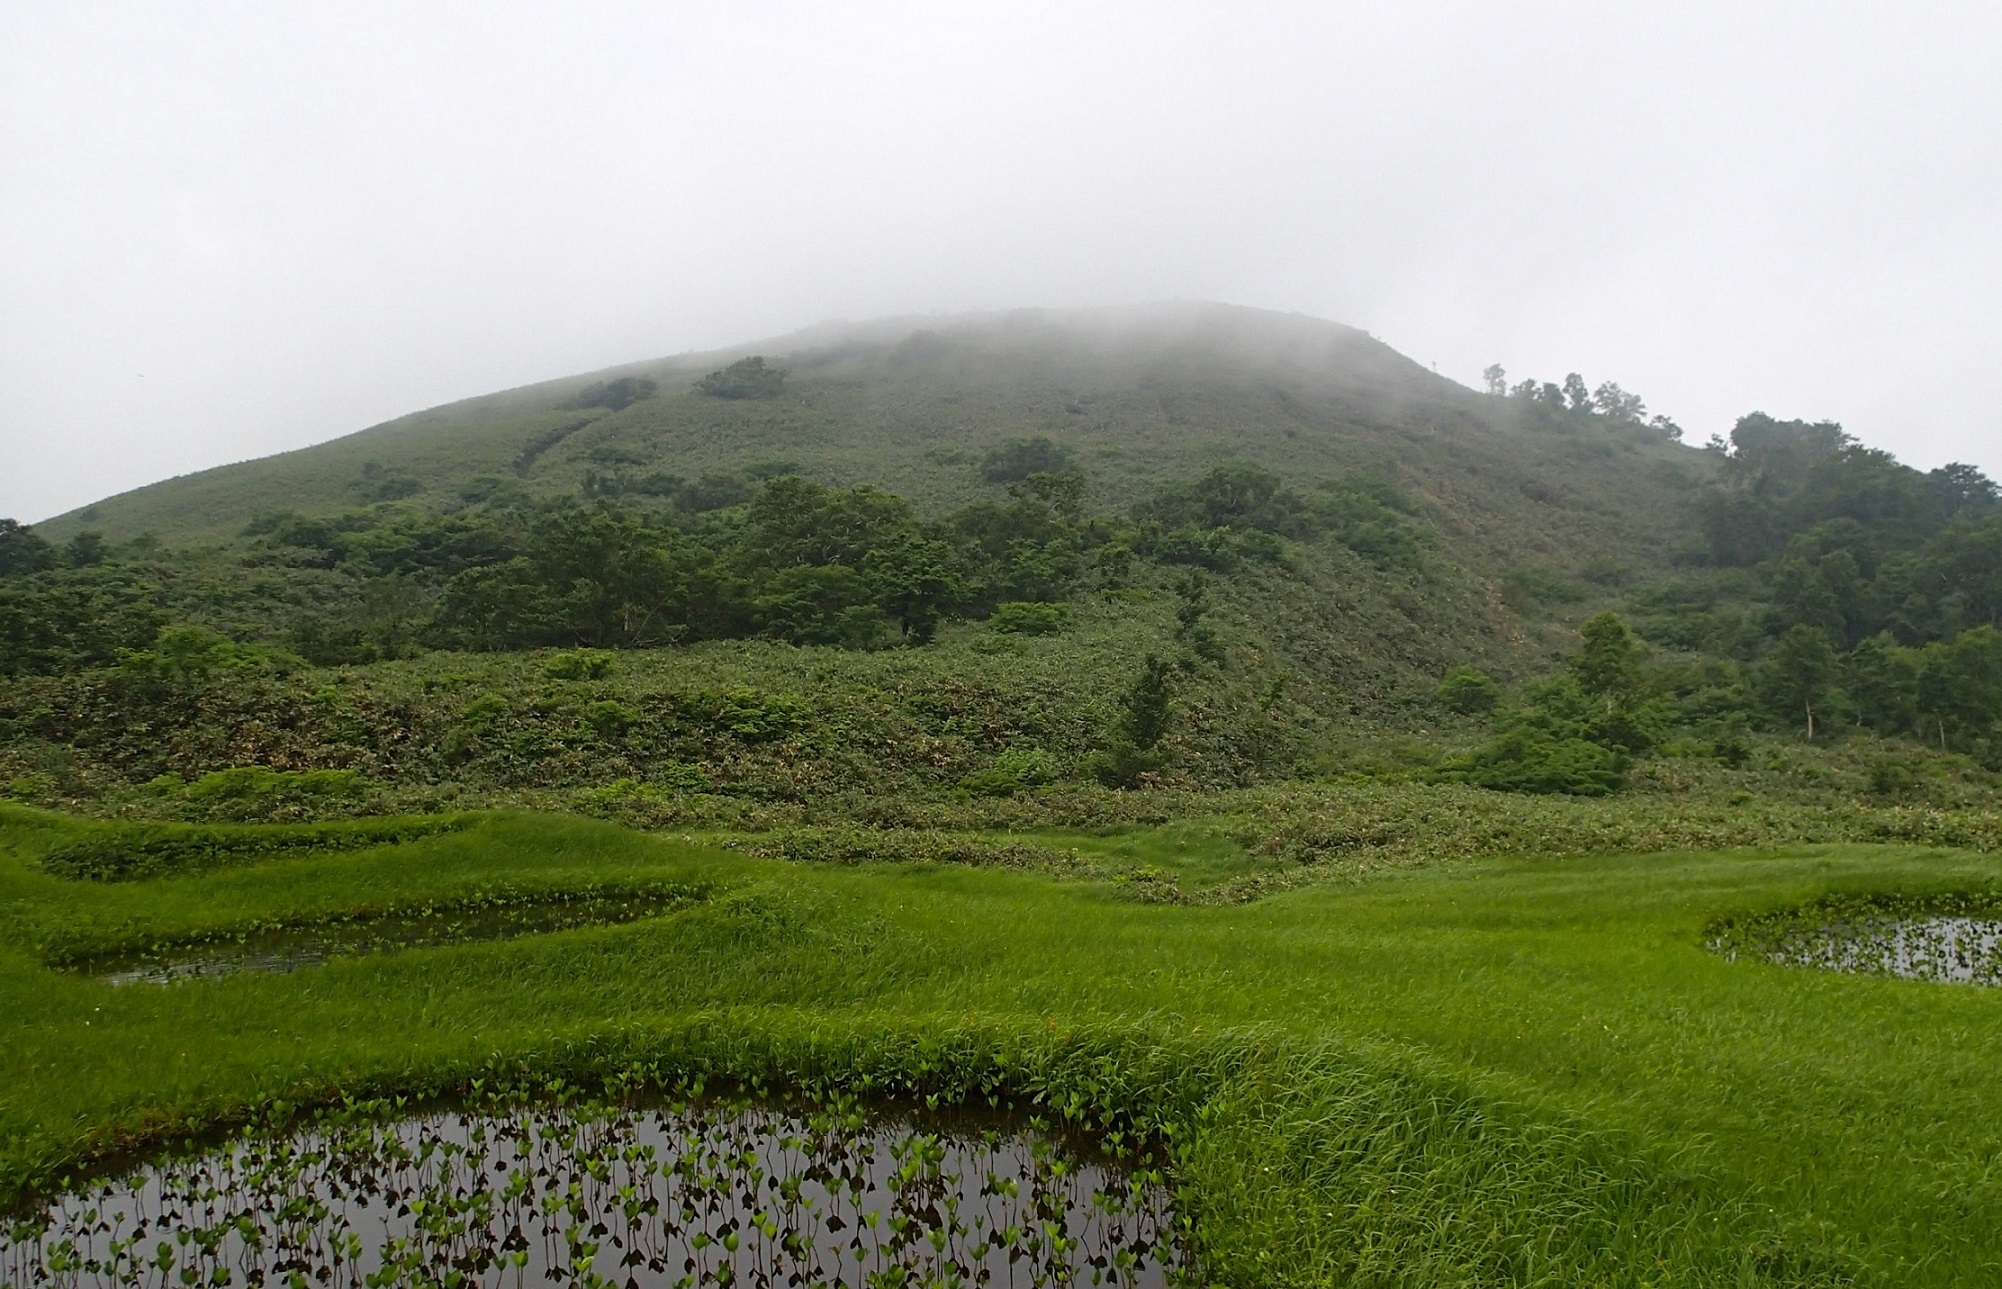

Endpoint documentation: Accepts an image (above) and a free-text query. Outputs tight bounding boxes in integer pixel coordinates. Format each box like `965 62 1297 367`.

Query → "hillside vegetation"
5 303 2002 1285
3 303 1997 821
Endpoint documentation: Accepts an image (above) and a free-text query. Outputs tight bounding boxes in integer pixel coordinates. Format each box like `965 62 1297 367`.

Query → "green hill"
6 305 2002 1287
41 302 1706 581
4 301 1998 817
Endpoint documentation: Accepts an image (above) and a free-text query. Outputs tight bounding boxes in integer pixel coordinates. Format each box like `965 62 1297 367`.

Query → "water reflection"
0 1097 1184 1287
1710 905 2002 986
64 886 701 986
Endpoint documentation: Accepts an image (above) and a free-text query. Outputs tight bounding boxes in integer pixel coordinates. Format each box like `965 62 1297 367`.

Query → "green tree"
1763 625 1841 740
1914 626 2002 751
694 356 786 399
752 565 885 648
0 520 53 577
861 533 966 643
1920 515 2002 630
1121 654 1172 750
1174 571 1222 662
1090 654 1173 787
62 531 107 568
1436 665 1501 715
981 437 1074 484
1571 612 1644 712
1591 381 1646 423
1007 469 1086 517
1844 634 1918 733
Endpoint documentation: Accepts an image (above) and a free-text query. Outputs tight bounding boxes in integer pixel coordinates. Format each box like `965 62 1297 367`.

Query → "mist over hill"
40 303 1706 587
4 301 1997 813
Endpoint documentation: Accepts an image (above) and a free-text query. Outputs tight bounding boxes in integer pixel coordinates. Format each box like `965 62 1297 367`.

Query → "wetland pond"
1708 895 2002 986
60 885 704 986
1 1096 1184 1288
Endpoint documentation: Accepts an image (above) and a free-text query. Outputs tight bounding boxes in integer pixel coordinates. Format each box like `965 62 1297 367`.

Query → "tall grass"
6 809 2002 1281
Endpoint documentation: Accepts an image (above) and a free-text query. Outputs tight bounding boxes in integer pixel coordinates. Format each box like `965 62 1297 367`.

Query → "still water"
1 1098 1184 1287
66 888 700 986
1711 912 2002 986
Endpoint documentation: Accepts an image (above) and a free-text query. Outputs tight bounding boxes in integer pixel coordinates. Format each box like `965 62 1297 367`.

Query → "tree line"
0 449 1427 677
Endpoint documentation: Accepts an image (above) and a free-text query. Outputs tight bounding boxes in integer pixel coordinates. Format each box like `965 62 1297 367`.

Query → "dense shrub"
695 356 786 399
1435 666 1500 715
1434 729 1626 796
41 816 470 881
958 748 1061 796
988 602 1070 636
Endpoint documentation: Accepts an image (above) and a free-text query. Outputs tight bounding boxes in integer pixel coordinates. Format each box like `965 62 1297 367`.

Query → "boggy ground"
5 808 2002 1285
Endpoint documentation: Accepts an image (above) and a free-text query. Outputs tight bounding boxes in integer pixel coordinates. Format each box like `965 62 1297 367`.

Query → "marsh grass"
52 879 709 982
6 808 2002 1283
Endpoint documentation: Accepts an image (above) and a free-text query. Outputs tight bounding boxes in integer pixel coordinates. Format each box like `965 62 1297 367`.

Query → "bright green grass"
4 808 2001 1284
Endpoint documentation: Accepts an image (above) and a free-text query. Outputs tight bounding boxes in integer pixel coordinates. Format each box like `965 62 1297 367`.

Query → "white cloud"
3 0 1997 519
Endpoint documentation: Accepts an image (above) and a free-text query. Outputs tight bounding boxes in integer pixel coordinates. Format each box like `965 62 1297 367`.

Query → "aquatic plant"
0 1090 1181 1288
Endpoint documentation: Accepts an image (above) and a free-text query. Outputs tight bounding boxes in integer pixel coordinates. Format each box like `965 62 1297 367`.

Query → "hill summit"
6 301 1997 815
43 302 1703 589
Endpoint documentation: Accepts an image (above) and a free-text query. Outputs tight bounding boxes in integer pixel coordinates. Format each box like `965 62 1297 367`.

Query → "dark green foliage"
40 814 468 880
694 356 786 399
1087 742 1166 789
1311 476 1429 572
957 747 1060 796
1173 571 1222 662
1434 727 1626 796
981 437 1074 484
1499 366 1681 440
1120 655 1172 750
1139 464 1312 537
0 519 55 576
1434 616 1666 794
1572 611 1645 709
1129 465 1411 571
0 562 167 678
1087 656 1174 788
437 509 728 649
1696 414 1995 645
562 376 657 411
1914 514 2002 631
1915 626 2002 751
544 649 614 680
1845 634 1919 733
988 601 1069 636
63 531 107 568
1759 625 1841 740
1435 666 1500 715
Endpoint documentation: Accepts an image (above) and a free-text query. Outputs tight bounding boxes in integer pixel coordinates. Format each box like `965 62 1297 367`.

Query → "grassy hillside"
5 308 2002 1283
5 300 1999 820
39 303 1709 591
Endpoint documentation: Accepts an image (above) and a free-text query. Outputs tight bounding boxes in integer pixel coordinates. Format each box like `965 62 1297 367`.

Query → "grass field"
6 806 2002 1284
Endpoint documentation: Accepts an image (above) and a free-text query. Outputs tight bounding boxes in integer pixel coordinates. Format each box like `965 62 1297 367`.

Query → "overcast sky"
3 1 1998 522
